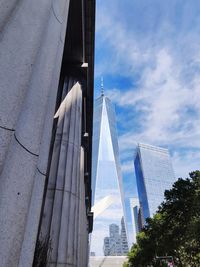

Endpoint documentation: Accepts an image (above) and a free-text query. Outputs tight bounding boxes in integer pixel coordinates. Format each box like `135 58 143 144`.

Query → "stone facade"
0 1 95 266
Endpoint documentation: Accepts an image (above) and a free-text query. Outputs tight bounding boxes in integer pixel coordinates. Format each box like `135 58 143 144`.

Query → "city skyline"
91 1 200 265
0 1 199 266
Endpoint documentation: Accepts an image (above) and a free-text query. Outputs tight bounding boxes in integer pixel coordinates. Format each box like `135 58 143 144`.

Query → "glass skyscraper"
90 93 128 256
103 217 129 256
134 143 175 223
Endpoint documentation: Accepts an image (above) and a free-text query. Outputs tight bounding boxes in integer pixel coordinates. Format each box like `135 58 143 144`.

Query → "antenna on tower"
101 77 104 96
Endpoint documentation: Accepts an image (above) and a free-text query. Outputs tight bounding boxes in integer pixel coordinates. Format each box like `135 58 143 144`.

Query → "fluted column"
0 1 70 266
37 80 87 267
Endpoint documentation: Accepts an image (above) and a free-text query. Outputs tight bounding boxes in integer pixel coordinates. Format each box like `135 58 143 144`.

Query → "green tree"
127 171 200 267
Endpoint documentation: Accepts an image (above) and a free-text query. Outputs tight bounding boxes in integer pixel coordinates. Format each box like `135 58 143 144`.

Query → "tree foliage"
127 171 200 267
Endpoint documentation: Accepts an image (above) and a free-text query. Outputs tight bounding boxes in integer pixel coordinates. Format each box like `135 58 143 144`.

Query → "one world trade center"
90 85 128 256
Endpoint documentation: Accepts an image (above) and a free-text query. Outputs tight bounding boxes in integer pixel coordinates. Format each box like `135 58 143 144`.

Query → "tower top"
101 77 104 96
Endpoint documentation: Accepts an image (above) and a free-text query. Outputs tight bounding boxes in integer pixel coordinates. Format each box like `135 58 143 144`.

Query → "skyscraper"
121 217 129 254
103 217 129 256
90 92 128 256
134 143 175 224
106 223 122 256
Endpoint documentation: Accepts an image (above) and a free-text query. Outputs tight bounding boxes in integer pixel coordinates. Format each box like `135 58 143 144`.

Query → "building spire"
101 76 104 96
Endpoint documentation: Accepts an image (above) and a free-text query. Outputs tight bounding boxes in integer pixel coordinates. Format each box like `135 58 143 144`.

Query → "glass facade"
120 217 129 254
90 95 128 256
130 198 139 244
103 217 129 256
134 143 175 223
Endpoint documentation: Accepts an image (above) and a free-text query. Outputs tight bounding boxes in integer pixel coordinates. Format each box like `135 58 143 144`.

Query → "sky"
93 0 200 248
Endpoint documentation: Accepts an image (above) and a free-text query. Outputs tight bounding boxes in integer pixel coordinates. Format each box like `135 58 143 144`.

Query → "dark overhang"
83 0 95 215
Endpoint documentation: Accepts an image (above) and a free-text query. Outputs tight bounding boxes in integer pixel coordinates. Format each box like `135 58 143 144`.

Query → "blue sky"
94 0 200 204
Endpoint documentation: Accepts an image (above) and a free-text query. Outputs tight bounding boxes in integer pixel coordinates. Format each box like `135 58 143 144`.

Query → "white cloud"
172 150 200 179
108 48 200 153
105 46 200 179
95 2 153 77
121 160 135 174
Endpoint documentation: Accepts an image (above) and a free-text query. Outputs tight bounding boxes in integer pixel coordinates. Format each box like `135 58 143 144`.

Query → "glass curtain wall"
134 143 175 223
90 95 128 256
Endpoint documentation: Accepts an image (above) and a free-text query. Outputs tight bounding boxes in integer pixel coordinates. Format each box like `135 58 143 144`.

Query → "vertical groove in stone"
73 149 81 266
57 84 77 263
77 147 88 267
65 84 82 264
78 147 84 267
51 80 76 263
73 106 82 266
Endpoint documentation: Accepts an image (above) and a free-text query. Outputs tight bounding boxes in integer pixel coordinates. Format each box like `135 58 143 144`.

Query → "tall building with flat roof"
91 93 128 256
134 143 175 224
103 217 129 256
108 223 122 256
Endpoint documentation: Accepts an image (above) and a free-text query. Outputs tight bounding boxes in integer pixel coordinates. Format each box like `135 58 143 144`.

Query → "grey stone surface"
0 129 13 175
49 189 64 262
0 137 38 267
18 170 46 267
40 188 56 237
36 39 68 175
0 0 52 172
15 4 66 155
60 1 70 43
0 0 52 129
0 0 19 32
52 0 68 23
